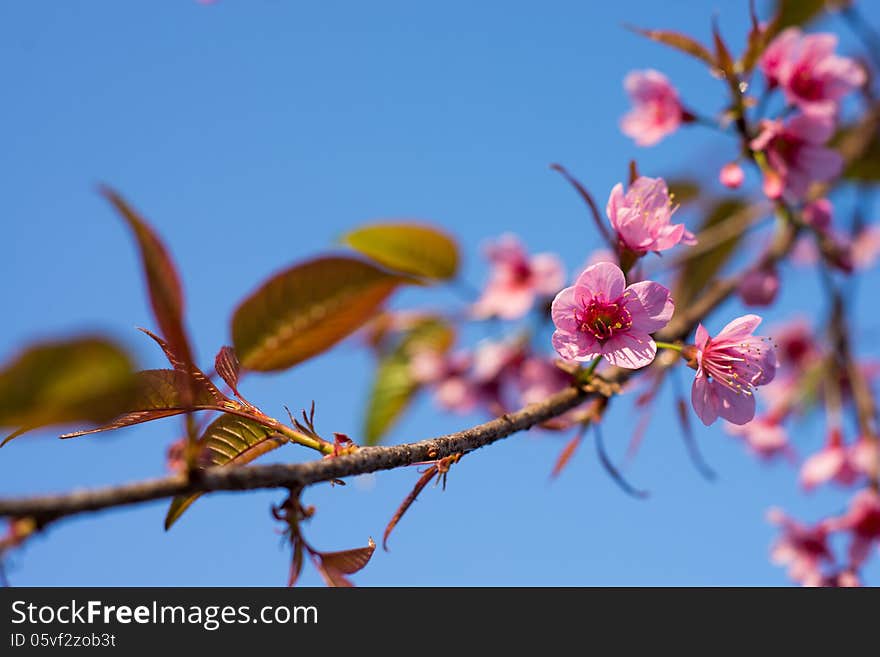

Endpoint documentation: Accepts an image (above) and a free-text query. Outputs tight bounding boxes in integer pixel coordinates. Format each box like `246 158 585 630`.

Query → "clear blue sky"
2 1 879 586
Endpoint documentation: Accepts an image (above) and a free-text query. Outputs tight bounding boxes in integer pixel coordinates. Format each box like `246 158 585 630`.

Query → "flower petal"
552 329 599 362
624 281 673 333
574 262 626 300
716 314 762 343
600 331 657 369
691 371 719 426
715 385 757 425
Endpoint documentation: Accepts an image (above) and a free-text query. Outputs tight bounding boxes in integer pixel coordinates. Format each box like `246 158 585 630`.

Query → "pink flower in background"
606 177 696 254
761 28 800 87
472 235 565 320
803 198 834 232
800 429 861 490
551 262 673 369
737 266 780 307
768 508 834 586
689 315 778 426
719 162 744 189
850 225 880 270
620 70 684 146
773 318 818 369
825 490 880 567
851 437 879 478
410 350 480 414
750 113 842 200
725 415 792 460
763 28 865 114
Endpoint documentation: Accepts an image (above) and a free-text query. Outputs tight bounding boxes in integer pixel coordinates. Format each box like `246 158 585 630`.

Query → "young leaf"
626 26 716 68
712 20 735 79
0 337 137 445
100 187 195 370
137 327 223 403
231 256 412 372
164 415 287 529
341 223 459 281
59 369 223 439
363 318 454 445
214 346 242 397
316 537 376 588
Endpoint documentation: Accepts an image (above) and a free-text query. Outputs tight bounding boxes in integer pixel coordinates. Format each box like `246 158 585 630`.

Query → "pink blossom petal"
552 329 600 362
714 385 757 425
800 448 846 489
716 314 763 342
624 281 674 333
691 372 719 426
574 261 626 300
600 331 657 369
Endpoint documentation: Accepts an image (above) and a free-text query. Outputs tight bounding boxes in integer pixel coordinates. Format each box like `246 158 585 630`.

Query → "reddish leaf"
627 26 716 68
232 256 413 372
315 564 354 588
550 430 586 479
319 538 376 575
712 20 735 78
214 346 242 397
288 539 305 588
383 465 439 551
550 164 613 248
59 369 223 439
137 328 223 403
628 160 640 186
101 187 194 372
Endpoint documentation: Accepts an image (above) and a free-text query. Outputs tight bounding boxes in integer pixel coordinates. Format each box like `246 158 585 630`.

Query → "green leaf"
673 198 747 308
0 337 137 445
232 256 412 372
59 369 223 439
101 186 195 370
836 123 880 182
164 414 287 529
363 318 454 445
341 222 460 281
771 0 827 35
627 26 716 68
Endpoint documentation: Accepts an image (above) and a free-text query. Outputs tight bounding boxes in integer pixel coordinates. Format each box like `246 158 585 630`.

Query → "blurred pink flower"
551 262 673 369
472 235 565 320
762 28 865 114
737 266 780 307
725 415 792 460
851 437 879 478
850 224 880 270
800 429 861 490
802 198 834 232
411 350 481 414
620 70 684 146
825 489 880 568
606 176 696 254
750 113 842 200
690 315 778 426
719 162 745 189
768 507 833 586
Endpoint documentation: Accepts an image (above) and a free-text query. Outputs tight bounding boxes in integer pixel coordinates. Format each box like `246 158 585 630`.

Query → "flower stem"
584 356 602 378
654 341 683 352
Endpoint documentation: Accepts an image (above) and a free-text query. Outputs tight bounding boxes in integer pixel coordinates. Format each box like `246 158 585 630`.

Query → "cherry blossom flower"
551 262 673 369
850 224 880 270
768 507 834 586
800 429 861 490
606 177 696 255
689 315 778 426
725 415 792 460
851 437 879 478
802 198 834 232
825 490 880 568
620 70 685 146
472 235 565 320
411 350 481 414
762 28 865 114
719 162 744 189
737 266 780 307
750 113 842 200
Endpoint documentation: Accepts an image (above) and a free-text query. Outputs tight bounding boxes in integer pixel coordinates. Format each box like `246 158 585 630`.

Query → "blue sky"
2 1 879 586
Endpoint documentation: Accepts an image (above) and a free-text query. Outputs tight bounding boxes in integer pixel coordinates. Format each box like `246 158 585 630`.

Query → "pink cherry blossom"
725 415 792 460
719 162 744 189
750 113 842 200
606 177 696 255
825 490 880 568
689 315 778 426
851 437 879 478
551 262 673 369
850 224 880 270
762 28 865 114
767 507 833 586
737 266 780 307
620 70 685 147
802 198 833 232
800 429 861 490
411 350 481 414
472 235 565 320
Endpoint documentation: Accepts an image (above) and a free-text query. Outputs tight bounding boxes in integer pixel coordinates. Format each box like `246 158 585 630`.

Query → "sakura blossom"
750 112 842 200
689 315 778 426
761 28 865 115
767 507 834 586
606 176 696 255
737 266 780 307
620 70 685 147
825 490 880 568
725 415 792 460
472 235 565 320
719 162 744 189
800 429 861 490
551 261 673 369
